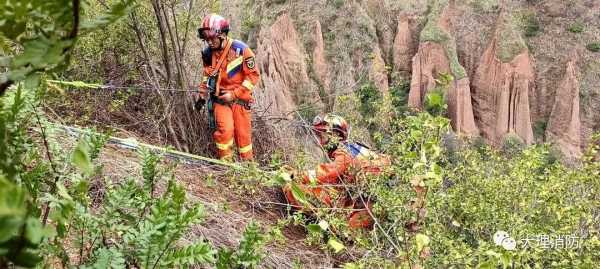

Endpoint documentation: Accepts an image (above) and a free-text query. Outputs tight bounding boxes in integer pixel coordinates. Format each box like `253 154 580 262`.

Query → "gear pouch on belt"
206 74 219 130
207 75 218 95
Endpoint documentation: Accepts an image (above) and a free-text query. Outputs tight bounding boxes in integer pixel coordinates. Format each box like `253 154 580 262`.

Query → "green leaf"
72 139 93 174
23 73 40 89
56 182 72 200
307 224 322 234
415 233 430 252
290 183 309 206
0 56 10 67
0 177 27 243
91 248 125 269
478 261 495 269
80 0 137 32
12 247 43 267
216 249 235 269
501 252 511 269
24 217 44 246
327 238 345 253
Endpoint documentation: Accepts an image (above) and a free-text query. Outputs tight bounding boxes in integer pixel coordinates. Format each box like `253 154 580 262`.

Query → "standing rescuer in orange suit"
195 14 259 161
281 114 391 229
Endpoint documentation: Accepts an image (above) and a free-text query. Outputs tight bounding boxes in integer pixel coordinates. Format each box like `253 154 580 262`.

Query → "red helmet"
312 114 349 141
198 14 230 40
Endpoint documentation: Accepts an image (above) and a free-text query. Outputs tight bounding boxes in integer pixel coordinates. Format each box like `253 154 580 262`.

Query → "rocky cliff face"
471 12 535 146
254 13 322 117
309 20 332 109
408 1 479 136
546 58 582 159
237 0 599 156
392 15 416 76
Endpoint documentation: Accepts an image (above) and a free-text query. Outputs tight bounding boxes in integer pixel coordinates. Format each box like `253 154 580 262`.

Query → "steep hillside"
217 0 599 158
3 1 599 268
96 144 333 268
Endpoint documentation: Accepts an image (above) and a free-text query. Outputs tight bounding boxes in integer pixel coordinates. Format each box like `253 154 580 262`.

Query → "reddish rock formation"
546 59 581 158
409 42 449 106
310 20 331 96
254 13 322 117
471 13 535 146
392 15 415 75
447 77 479 135
408 2 479 136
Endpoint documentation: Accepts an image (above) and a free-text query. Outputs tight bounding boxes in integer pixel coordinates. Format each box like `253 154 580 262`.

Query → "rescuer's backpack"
344 142 391 174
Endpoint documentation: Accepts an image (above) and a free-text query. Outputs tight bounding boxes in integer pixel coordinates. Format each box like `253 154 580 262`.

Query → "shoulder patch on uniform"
245 57 255 69
231 40 249 56
345 143 362 158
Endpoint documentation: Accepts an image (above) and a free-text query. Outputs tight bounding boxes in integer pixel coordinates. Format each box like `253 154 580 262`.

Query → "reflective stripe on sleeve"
307 169 317 185
242 80 255 91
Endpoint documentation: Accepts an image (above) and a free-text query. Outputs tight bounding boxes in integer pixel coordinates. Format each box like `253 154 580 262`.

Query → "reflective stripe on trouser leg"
232 103 253 160
215 139 234 160
213 103 235 160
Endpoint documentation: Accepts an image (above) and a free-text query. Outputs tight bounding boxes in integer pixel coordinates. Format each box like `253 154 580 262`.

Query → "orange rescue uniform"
282 142 391 229
200 37 260 160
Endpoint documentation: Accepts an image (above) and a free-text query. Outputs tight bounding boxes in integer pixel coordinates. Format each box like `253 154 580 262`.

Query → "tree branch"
69 0 81 39
0 80 13 96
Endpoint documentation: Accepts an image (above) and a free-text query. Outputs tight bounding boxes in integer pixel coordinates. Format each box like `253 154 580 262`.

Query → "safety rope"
46 79 197 93
45 78 367 107
57 123 248 170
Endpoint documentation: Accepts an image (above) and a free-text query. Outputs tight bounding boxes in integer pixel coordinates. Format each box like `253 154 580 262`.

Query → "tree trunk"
151 0 173 86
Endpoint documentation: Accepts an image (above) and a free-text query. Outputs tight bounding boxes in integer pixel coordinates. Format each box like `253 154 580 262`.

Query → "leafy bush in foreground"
0 87 268 267
301 111 599 268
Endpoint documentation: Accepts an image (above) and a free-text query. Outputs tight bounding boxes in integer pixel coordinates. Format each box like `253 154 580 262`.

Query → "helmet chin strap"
218 35 227 50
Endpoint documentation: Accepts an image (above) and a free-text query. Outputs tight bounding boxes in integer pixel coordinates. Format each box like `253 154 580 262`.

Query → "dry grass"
94 144 335 268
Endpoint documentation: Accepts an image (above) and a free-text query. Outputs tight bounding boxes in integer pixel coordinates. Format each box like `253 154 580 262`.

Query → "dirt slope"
97 145 334 268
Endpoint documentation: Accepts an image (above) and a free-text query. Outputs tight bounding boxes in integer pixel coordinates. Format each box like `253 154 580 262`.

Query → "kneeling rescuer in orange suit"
195 14 260 161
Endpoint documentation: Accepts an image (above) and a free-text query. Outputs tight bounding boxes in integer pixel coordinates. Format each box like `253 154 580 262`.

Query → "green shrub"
533 120 547 141
424 72 452 117
332 0 344 9
0 1 270 267
522 13 541 37
586 43 600 52
469 0 499 13
293 111 600 268
567 22 584 33
76 150 215 268
356 81 382 118
424 89 446 116
216 222 267 269
501 133 526 157
389 80 410 116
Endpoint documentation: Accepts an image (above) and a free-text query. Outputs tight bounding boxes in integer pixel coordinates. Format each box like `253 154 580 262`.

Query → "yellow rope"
56 124 245 170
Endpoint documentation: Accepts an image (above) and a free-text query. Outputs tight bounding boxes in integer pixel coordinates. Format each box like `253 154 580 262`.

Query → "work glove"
278 171 293 182
198 87 208 98
272 169 295 187
217 91 235 103
194 97 206 111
